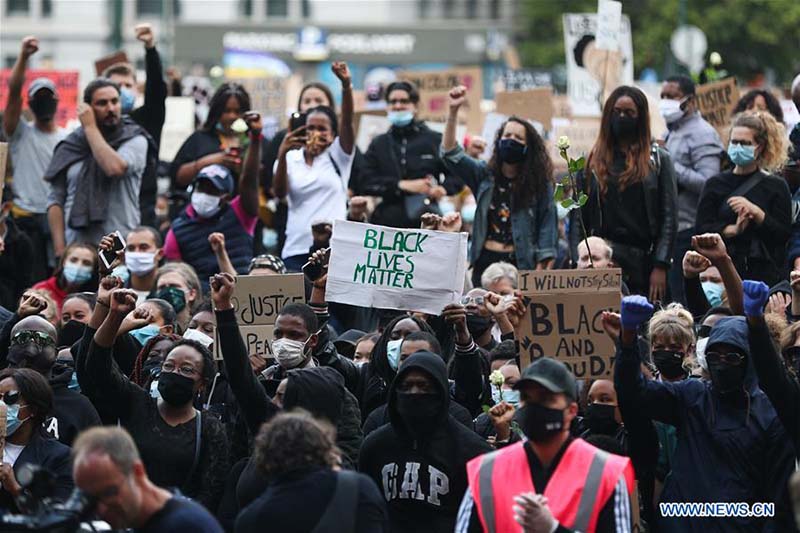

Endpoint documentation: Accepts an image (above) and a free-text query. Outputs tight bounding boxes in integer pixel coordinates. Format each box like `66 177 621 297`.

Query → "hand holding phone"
303 248 331 283
99 231 126 271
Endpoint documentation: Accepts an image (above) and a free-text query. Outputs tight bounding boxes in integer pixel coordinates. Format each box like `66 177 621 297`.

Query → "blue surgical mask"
461 204 476 224
111 264 131 285
702 281 724 307
5 402 30 437
387 110 414 128
387 339 402 371
120 87 136 113
491 385 520 407
63 264 93 285
727 142 756 167
130 325 161 346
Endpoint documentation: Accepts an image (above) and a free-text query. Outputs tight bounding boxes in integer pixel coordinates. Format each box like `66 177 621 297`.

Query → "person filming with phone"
272 61 355 272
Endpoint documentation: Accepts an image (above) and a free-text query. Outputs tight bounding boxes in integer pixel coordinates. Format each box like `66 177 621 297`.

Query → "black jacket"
358 352 492 533
46 365 101 446
0 218 33 311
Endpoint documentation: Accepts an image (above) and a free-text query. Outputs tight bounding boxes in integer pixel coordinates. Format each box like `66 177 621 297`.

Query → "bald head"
11 316 57 342
577 237 613 269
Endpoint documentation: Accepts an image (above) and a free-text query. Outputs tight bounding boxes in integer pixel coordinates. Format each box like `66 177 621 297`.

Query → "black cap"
334 329 367 358
514 357 577 401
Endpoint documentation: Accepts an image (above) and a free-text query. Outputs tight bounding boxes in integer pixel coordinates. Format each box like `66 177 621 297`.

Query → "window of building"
42 0 52 16
466 0 478 18
490 0 500 19
418 0 430 18
136 0 160 15
7 0 30 14
241 0 252 16
267 0 288 17
443 0 455 17
301 0 310 18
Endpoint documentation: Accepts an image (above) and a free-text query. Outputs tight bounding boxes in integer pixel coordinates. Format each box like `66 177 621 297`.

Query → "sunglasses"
705 351 744 366
460 296 485 306
0 390 21 406
10 330 55 348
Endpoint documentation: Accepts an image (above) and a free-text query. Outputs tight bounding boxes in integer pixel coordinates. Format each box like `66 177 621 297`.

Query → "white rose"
556 136 570 151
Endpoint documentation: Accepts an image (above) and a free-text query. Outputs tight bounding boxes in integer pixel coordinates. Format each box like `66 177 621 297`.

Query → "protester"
0 211 35 310
45 78 157 252
32 242 99 311
571 85 677 300
154 262 201 332
732 89 785 124
4 36 67 281
660 75 724 303
443 85 557 285
575 235 614 269
273 62 355 271
248 253 287 275
335 329 367 360
354 333 378 366
59 292 94 346
112 226 163 302
72 426 223 532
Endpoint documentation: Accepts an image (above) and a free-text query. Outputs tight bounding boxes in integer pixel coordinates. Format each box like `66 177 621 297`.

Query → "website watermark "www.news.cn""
660 502 775 518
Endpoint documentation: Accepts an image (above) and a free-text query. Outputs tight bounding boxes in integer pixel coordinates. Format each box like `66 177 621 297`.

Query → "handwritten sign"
231 274 305 326
695 78 740 142
398 67 483 133
215 324 274 361
326 220 468 315
516 269 621 377
495 88 554 130
497 69 553 92
595 0 623 51
229 76 288 123
0 69 79 128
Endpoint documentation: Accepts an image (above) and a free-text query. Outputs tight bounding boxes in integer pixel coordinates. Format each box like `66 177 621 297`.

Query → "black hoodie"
46 363 102 446
358 351 491 533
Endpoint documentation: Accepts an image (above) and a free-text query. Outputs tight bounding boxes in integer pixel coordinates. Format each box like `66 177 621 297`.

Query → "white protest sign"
356 114 390 153
159 97 196 161
326 220 468 315
595 0 622 51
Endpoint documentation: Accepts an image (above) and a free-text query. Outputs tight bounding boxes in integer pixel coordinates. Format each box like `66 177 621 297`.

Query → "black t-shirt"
601 153 652 250
138 494 223 533
486 175 513 245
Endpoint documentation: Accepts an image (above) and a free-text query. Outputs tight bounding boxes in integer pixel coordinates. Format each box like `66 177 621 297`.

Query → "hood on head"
706 316 757 391
284 366 345 424
387 351 449 433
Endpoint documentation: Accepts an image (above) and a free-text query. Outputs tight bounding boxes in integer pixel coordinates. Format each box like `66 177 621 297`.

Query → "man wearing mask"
359 81 461 228
98 227 163 303
103 23 167 227
457 357 634 533
359 351 492 533
259 303 321 392
4 36 67 281
45 78 157 253
660 76 723 304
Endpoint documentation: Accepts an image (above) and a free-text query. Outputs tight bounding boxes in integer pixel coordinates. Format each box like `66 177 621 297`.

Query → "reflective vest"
466 438 634 533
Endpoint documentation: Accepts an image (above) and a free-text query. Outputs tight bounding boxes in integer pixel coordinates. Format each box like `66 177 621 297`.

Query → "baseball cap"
28 77 57 99
514 357 577 401
194 164 234 195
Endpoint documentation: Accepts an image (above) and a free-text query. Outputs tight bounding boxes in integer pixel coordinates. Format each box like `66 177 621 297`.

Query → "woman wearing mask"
58 292 95 348
473 352 520 447
80 288 228 511
570 86 678 301
695 112 791 286
732 89 785 124
273 62 354 272
129 332 181 389
579 379 624 439
154 262 201 332
443 85 557 285
33 242 99 311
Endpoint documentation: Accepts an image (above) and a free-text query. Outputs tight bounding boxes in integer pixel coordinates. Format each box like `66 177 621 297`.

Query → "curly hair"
732 89 784 124
129 333 181 386
254 411 338 478
202 82 251 132
487 117 553 209
730 111 788 172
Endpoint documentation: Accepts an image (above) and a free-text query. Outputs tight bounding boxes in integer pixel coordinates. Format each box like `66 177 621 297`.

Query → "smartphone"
302 248 331 282
99 231 125 270
289 111 307 132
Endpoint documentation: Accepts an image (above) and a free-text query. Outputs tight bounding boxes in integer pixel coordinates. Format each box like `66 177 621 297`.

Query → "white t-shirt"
280 138 353 259
3 442 25 467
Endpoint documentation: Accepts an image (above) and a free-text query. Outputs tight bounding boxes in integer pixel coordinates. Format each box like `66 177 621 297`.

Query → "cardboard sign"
595 0 623 51
95 51 129 76
495 88 554 131
215 324 274 361
0 69 79 128
516 269 621 377
231 274 305 326
159 97 196 162
0 143 7 183
326 220 468 315
398 67 483 133
229 76 288 123
548 118 601 168
695 78 740 142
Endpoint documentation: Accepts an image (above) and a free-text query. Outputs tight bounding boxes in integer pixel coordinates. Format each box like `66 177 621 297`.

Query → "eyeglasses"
460 295 485 306
161 361 199 378
11 331 55 348
388 98 412 105
705 351 745 366
0 391 21 405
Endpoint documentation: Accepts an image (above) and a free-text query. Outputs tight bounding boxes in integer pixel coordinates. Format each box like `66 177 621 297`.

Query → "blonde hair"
648 303 695 347
780 321 800 353
730 111 788 172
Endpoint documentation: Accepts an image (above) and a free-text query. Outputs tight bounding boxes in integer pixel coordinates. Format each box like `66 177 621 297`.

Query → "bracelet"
213 304 234 312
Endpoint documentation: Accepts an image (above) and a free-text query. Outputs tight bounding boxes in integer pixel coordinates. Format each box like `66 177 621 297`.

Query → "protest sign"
563 13 634 116
355 112 390 153
231 274 305 326
695 78 740 142
496 68 552 92
516 269 621 377
495 88 554 130
0 69 79 128
228 76 287 124
0 143 7 181
548 118 601 167
159 97 196 162
595 0 623 51
94 51 128 76
215 324 274 361
326 220 468 315
398 67 483 133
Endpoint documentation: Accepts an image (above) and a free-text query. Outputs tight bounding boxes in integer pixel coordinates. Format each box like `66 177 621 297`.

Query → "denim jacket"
441 145 557 269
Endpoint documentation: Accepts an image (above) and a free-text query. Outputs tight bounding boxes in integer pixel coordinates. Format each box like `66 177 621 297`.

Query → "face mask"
29 96 58 121
120 87 136 113
272 338 308 370
387 110 414 128
658 98 684 124
130 325 161 347
466 314 493 338
496 138 527 164
63 264 93 285
727 143 756 167
491 385 520 407
702 282 724 308
5 403 30 437
386 339 402 371
8 343 56 374
112 264 131 285
584 403 619 435
652 350 687 380
157 371 196 406
610 115 638 140
191 192 222 219
514 402 565 443
695 338 709 371
395 391 441 436
154 287 187 314
126 252 157 276
183 328 214 348
58 320 86 348
461 204 476 224
708 360 746 395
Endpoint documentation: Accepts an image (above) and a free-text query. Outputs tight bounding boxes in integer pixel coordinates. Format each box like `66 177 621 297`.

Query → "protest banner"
159 97 196 162
496 68 552 92
326 220 468 315
215 324 274 361
695 77 740 142
398 67 483 133
94 50 128 76
229 76 288 124
548 118 601 168
595 0 623 51
355 112 389 153
231 274 305 327
516 269 621 377
494 88 554 130
0 69 79 128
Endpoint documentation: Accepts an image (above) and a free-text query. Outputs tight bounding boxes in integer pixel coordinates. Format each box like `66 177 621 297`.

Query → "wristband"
249 132 263 141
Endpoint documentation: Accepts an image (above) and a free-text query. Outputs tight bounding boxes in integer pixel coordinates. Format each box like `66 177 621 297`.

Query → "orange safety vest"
467 438 634 533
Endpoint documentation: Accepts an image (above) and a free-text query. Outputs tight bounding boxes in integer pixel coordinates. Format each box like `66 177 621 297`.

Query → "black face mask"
157 371 196 406
610 115 638 141
58 320 86 349
652 350 687 381
29 96 58 121
584 403 619 436
514 403 565 443
466 314 493 338
395 391 441 436
496 138 527 164
8 343 57 374
708 361 746 396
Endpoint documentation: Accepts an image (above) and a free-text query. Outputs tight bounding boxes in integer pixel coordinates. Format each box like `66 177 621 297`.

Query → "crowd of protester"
1 26 800 532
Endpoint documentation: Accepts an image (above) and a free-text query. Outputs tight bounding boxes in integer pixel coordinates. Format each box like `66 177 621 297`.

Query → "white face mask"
191 192 221 218
272 338 309 370
659 98 684 125
125 251 157 276
183 328 214 348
